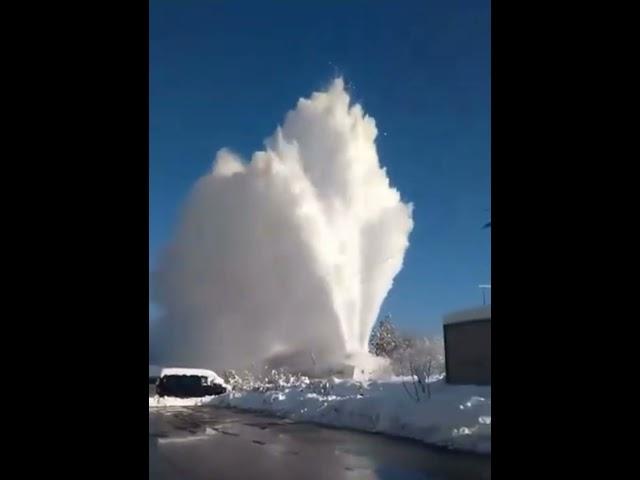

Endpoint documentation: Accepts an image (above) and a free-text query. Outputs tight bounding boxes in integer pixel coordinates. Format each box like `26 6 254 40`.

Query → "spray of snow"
152 78 413 370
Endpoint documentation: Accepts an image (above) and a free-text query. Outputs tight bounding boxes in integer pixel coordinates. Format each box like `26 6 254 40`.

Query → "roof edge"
443 305 491 325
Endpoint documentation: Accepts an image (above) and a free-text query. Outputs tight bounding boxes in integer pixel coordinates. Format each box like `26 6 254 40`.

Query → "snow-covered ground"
149 375 490 454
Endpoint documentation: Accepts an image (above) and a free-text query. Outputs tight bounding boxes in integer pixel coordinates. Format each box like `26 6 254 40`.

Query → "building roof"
443 305 491 325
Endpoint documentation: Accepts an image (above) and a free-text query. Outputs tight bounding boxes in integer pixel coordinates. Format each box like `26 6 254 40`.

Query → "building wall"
444 319 491 385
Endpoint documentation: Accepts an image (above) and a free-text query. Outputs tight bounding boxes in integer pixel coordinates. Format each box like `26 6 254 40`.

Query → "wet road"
149 407 490 480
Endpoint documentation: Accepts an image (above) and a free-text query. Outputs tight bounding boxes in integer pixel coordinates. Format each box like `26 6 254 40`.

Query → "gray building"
443 306 491 385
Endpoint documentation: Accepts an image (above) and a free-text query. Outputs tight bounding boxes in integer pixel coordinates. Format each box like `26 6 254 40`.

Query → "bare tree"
396 336 444 402
370 316 446 402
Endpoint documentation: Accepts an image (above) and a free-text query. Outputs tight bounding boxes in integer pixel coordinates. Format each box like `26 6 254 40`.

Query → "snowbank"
208 377 491 453
148 373 490 453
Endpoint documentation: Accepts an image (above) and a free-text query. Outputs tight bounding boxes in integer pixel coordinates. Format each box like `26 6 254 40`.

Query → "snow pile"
219 368 309 394
208 377 491 453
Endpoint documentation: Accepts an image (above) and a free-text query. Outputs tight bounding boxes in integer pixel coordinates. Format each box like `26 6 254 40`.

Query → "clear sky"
150 0 491 335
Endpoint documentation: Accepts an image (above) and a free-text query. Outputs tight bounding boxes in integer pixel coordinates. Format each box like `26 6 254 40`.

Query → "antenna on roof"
478 285 491 305
482 208 491 229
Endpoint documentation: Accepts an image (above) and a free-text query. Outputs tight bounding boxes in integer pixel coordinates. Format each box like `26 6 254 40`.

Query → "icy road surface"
149 406 490 480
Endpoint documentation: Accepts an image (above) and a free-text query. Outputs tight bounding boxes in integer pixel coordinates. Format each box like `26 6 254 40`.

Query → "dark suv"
155 374 227 398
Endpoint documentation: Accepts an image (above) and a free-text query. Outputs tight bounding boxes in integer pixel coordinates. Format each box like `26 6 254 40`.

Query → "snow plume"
151 79 413 370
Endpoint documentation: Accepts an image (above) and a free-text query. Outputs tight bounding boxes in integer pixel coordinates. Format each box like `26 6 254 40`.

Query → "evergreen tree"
369 314 400 357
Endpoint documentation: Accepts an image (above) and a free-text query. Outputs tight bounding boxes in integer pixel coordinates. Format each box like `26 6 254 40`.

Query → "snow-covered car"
155 368 227 398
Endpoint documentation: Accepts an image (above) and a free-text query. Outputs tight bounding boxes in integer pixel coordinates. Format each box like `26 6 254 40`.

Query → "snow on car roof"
160 368 223 383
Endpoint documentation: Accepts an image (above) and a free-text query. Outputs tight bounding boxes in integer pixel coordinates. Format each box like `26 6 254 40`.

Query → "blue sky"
150 0 491 335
